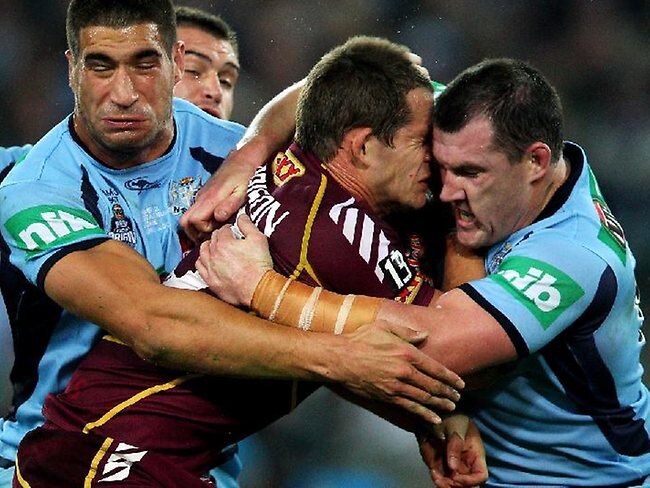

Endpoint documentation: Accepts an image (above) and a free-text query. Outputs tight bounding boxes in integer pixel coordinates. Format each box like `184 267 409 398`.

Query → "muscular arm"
199 217 516 378
44 239 334 379
44 239 464 422
180 79 305 241
379 290 516 377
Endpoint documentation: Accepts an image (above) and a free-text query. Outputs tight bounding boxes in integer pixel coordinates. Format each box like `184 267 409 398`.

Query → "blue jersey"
0 145 31 436
0 98 244 464
460 143 650 486
0 145 31 174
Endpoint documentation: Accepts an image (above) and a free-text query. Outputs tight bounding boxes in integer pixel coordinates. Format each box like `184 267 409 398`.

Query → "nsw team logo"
5 205 103 257
490 256 584 329
169 176 202 215
125 177 161 192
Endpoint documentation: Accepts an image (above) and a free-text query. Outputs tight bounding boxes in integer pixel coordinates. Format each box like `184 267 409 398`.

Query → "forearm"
441 234 486 290
137 285 350 382
235 78 305 154
251 270 381 334
246 270 515 378
44 240 344 383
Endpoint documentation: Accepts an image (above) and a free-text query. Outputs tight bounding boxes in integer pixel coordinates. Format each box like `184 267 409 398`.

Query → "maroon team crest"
272 150 305 187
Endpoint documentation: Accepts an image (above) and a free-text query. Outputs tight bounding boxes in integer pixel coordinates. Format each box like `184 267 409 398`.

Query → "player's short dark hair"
175 6 239 58
434 58 564 164
295 35 433 163
66 0 177 58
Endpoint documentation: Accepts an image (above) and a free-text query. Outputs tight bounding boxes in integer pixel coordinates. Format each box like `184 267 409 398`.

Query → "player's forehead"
179 26 239 69
78 23 167 60
433 117 495 164
399 87 433 136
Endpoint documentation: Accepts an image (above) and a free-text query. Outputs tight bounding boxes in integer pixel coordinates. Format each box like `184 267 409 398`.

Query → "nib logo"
498 266 561 312
5 205 103 257
491 256 584 329
99 442 148 483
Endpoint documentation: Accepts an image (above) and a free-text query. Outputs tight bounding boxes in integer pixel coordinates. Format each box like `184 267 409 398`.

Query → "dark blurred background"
0 1 648 486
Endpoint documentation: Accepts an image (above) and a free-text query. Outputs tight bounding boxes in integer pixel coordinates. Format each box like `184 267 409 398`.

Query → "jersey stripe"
82 374 200 434
84 437 114 488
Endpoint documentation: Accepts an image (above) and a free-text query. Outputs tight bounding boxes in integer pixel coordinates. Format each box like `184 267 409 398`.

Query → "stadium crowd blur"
0 1 648 486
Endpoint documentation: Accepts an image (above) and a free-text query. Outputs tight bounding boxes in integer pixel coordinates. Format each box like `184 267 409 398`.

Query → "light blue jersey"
0 145 32 438
0 145 31 174
460 143 650 486
0 98 244 482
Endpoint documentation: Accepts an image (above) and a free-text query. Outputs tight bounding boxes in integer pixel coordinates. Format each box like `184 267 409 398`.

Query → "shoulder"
1 117 78 188
172 98 246 140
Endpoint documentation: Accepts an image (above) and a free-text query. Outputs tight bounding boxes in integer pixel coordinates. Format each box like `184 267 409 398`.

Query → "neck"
540 156 570 210
324 158 379 214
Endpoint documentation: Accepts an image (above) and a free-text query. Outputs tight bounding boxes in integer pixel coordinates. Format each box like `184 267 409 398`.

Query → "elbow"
122 319 177 367
131 339 173 366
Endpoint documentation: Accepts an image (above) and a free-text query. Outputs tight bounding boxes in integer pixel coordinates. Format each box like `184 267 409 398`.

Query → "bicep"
43 239 161 343
380 288 517 376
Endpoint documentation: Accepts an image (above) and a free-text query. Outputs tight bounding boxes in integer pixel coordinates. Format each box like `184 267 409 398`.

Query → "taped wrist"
251 270 380 334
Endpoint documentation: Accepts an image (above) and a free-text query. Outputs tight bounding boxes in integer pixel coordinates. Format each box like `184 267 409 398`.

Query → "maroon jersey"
247 142 435 303
16 142 437 485
15 424 217 487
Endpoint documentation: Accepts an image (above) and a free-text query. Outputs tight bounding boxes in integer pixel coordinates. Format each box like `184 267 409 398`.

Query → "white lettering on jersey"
99 442 147 483
499 266 561 312
383 249 413 289
247 168 289 237
18 210 98 250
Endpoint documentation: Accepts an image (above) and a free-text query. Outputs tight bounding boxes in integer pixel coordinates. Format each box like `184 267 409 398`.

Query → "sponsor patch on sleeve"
489 256 584 329
5 205 103 258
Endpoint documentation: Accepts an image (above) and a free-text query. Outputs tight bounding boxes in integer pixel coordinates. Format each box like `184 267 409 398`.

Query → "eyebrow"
133 49 163 61
83 49 162 64
185 49 240 72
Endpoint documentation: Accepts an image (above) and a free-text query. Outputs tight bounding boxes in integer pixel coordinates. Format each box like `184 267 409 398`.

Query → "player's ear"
347 127 374 169
526 142 552 183
65 49 76 88
172 40 185 85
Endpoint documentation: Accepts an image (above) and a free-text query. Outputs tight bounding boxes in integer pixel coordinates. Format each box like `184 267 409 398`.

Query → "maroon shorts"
15 425 215 487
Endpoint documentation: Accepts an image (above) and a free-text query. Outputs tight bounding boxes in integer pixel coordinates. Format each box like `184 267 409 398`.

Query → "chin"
455 230 485 250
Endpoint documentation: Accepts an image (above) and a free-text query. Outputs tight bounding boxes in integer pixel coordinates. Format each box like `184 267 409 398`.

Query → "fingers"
213 189 247 224
234 213 257 237
383 322 465 391
407 369 461 410
180 211 215 244
180 151 254 241
445 432 463 472
391 395 443 425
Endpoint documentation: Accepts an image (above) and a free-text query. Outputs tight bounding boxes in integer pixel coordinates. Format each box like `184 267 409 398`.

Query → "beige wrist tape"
251 270 380 334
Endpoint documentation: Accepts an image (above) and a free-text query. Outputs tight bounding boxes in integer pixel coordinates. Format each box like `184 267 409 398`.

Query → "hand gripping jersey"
459 143 650 486
17 141 438 485
0 98 244 471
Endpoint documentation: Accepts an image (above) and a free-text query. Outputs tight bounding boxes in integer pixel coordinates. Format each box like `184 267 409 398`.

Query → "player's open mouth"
455 206 475 227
